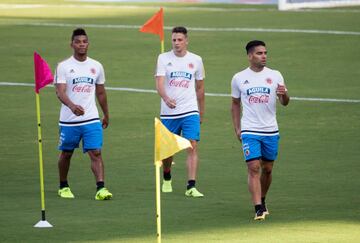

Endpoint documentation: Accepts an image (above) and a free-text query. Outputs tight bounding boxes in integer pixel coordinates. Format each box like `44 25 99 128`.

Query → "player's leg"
260 135 280 215
88 149 104 182
242 134 264 220
260 161 273 215
57 125 80 198
162 156 173 192
83 122 112 200
58 151 74 183
186 140 198 181
88 149 112 200
247 159 262 204
182 115 203 197
160 118 181 193
247 159 264 220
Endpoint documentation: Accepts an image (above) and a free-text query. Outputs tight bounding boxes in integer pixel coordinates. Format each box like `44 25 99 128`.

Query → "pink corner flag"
34 52 53 94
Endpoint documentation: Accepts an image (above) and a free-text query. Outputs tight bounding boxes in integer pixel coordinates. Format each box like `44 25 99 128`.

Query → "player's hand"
276 84 287 96
70 104 85 116
102 115 109 129
235 129 242 143
164 97 176 109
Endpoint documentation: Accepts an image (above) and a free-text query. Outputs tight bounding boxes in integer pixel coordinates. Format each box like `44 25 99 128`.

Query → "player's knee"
262 167 272 175
89 150 102 160
248 165 261 175
60 151 73 160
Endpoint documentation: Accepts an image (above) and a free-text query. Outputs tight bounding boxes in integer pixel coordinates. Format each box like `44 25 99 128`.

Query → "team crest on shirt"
90 68 96 75
244 80 249 85
188 63 194 69
266 78 272 84
167 62 172 66
69 69 75 73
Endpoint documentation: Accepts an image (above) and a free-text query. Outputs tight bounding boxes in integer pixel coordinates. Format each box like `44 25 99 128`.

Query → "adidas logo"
244 80 249 84
167 62 172 66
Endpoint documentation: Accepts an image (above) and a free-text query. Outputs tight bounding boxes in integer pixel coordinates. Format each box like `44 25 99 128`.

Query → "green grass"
0 1 359 242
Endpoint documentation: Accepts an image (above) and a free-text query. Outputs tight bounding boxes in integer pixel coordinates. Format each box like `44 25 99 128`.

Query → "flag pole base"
34 220 53 228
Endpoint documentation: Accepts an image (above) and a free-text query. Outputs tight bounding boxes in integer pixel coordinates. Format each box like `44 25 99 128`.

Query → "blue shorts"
241 134 280 162
161 114 200 141
58 122 103 153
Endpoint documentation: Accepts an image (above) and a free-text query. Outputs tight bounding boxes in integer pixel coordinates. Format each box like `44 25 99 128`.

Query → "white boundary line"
1 82 359 103
9 22 360 36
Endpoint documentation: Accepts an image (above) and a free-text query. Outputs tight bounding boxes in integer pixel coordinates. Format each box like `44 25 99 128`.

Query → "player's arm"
276 84 290 106
96 84 109 129
55 83 84 116
196 79 205 123
155 76 176 109
231 97 242 142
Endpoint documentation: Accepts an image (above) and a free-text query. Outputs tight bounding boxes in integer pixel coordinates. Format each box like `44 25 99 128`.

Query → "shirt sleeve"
275 70 287 91
195 57 205 80
275 70 284 86
231 74 241 99
54 63 66 84
155 54 166 76
97 63 106 84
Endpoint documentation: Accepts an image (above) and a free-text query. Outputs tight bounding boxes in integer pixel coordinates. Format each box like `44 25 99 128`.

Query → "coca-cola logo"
249 95 269 104
169 79 190 88
72 84 92 93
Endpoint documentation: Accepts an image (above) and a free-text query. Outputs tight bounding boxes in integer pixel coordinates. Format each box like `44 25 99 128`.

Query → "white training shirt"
231 67 285 135
54 56 105 126
156 50 205 119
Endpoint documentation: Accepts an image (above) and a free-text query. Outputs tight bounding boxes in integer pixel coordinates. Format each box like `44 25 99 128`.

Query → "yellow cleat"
58 187 75 199
162 180 173 193
95 188 113 200
185 187 204 198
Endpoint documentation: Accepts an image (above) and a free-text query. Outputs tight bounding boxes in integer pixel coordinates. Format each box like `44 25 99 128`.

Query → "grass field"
0 1 359 242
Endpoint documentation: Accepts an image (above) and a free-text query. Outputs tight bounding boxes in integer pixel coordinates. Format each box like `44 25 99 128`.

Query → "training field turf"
0 1 359 242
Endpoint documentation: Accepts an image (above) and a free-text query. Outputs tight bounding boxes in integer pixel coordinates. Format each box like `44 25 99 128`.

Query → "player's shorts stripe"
59 118 100 126
160 110 199 119
241 130 279 136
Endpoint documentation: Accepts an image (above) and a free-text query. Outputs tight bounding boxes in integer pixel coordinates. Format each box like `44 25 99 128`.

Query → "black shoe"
262 204 269 216
254 209 265 220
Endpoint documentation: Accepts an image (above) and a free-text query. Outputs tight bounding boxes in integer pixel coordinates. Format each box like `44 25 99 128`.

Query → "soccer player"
54 28 112 200
231 40 289 220
155 26 205 197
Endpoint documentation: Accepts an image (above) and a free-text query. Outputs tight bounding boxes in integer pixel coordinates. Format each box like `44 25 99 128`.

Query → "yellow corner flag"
154 117 192 165
154 117 191 243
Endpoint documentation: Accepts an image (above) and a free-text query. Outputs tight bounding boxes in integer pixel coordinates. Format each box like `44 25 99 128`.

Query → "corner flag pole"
154 118 192 243
33 93 52 228
156 42 164 243
154 138 162 243
33 52 53 228
161 40 164 54
139 8 165 243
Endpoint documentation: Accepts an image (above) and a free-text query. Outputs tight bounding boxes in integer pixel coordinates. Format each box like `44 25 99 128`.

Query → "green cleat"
95 188 113 200
58 187 75 199
185 187 204 198
162 180 173 193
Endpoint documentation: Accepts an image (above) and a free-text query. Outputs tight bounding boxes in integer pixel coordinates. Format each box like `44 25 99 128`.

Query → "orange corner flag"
154 117 191 165
140 8 164 41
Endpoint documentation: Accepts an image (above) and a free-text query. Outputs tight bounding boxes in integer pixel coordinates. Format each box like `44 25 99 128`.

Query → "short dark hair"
71 28 87 41
172 26 188 36
245 40 266 54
